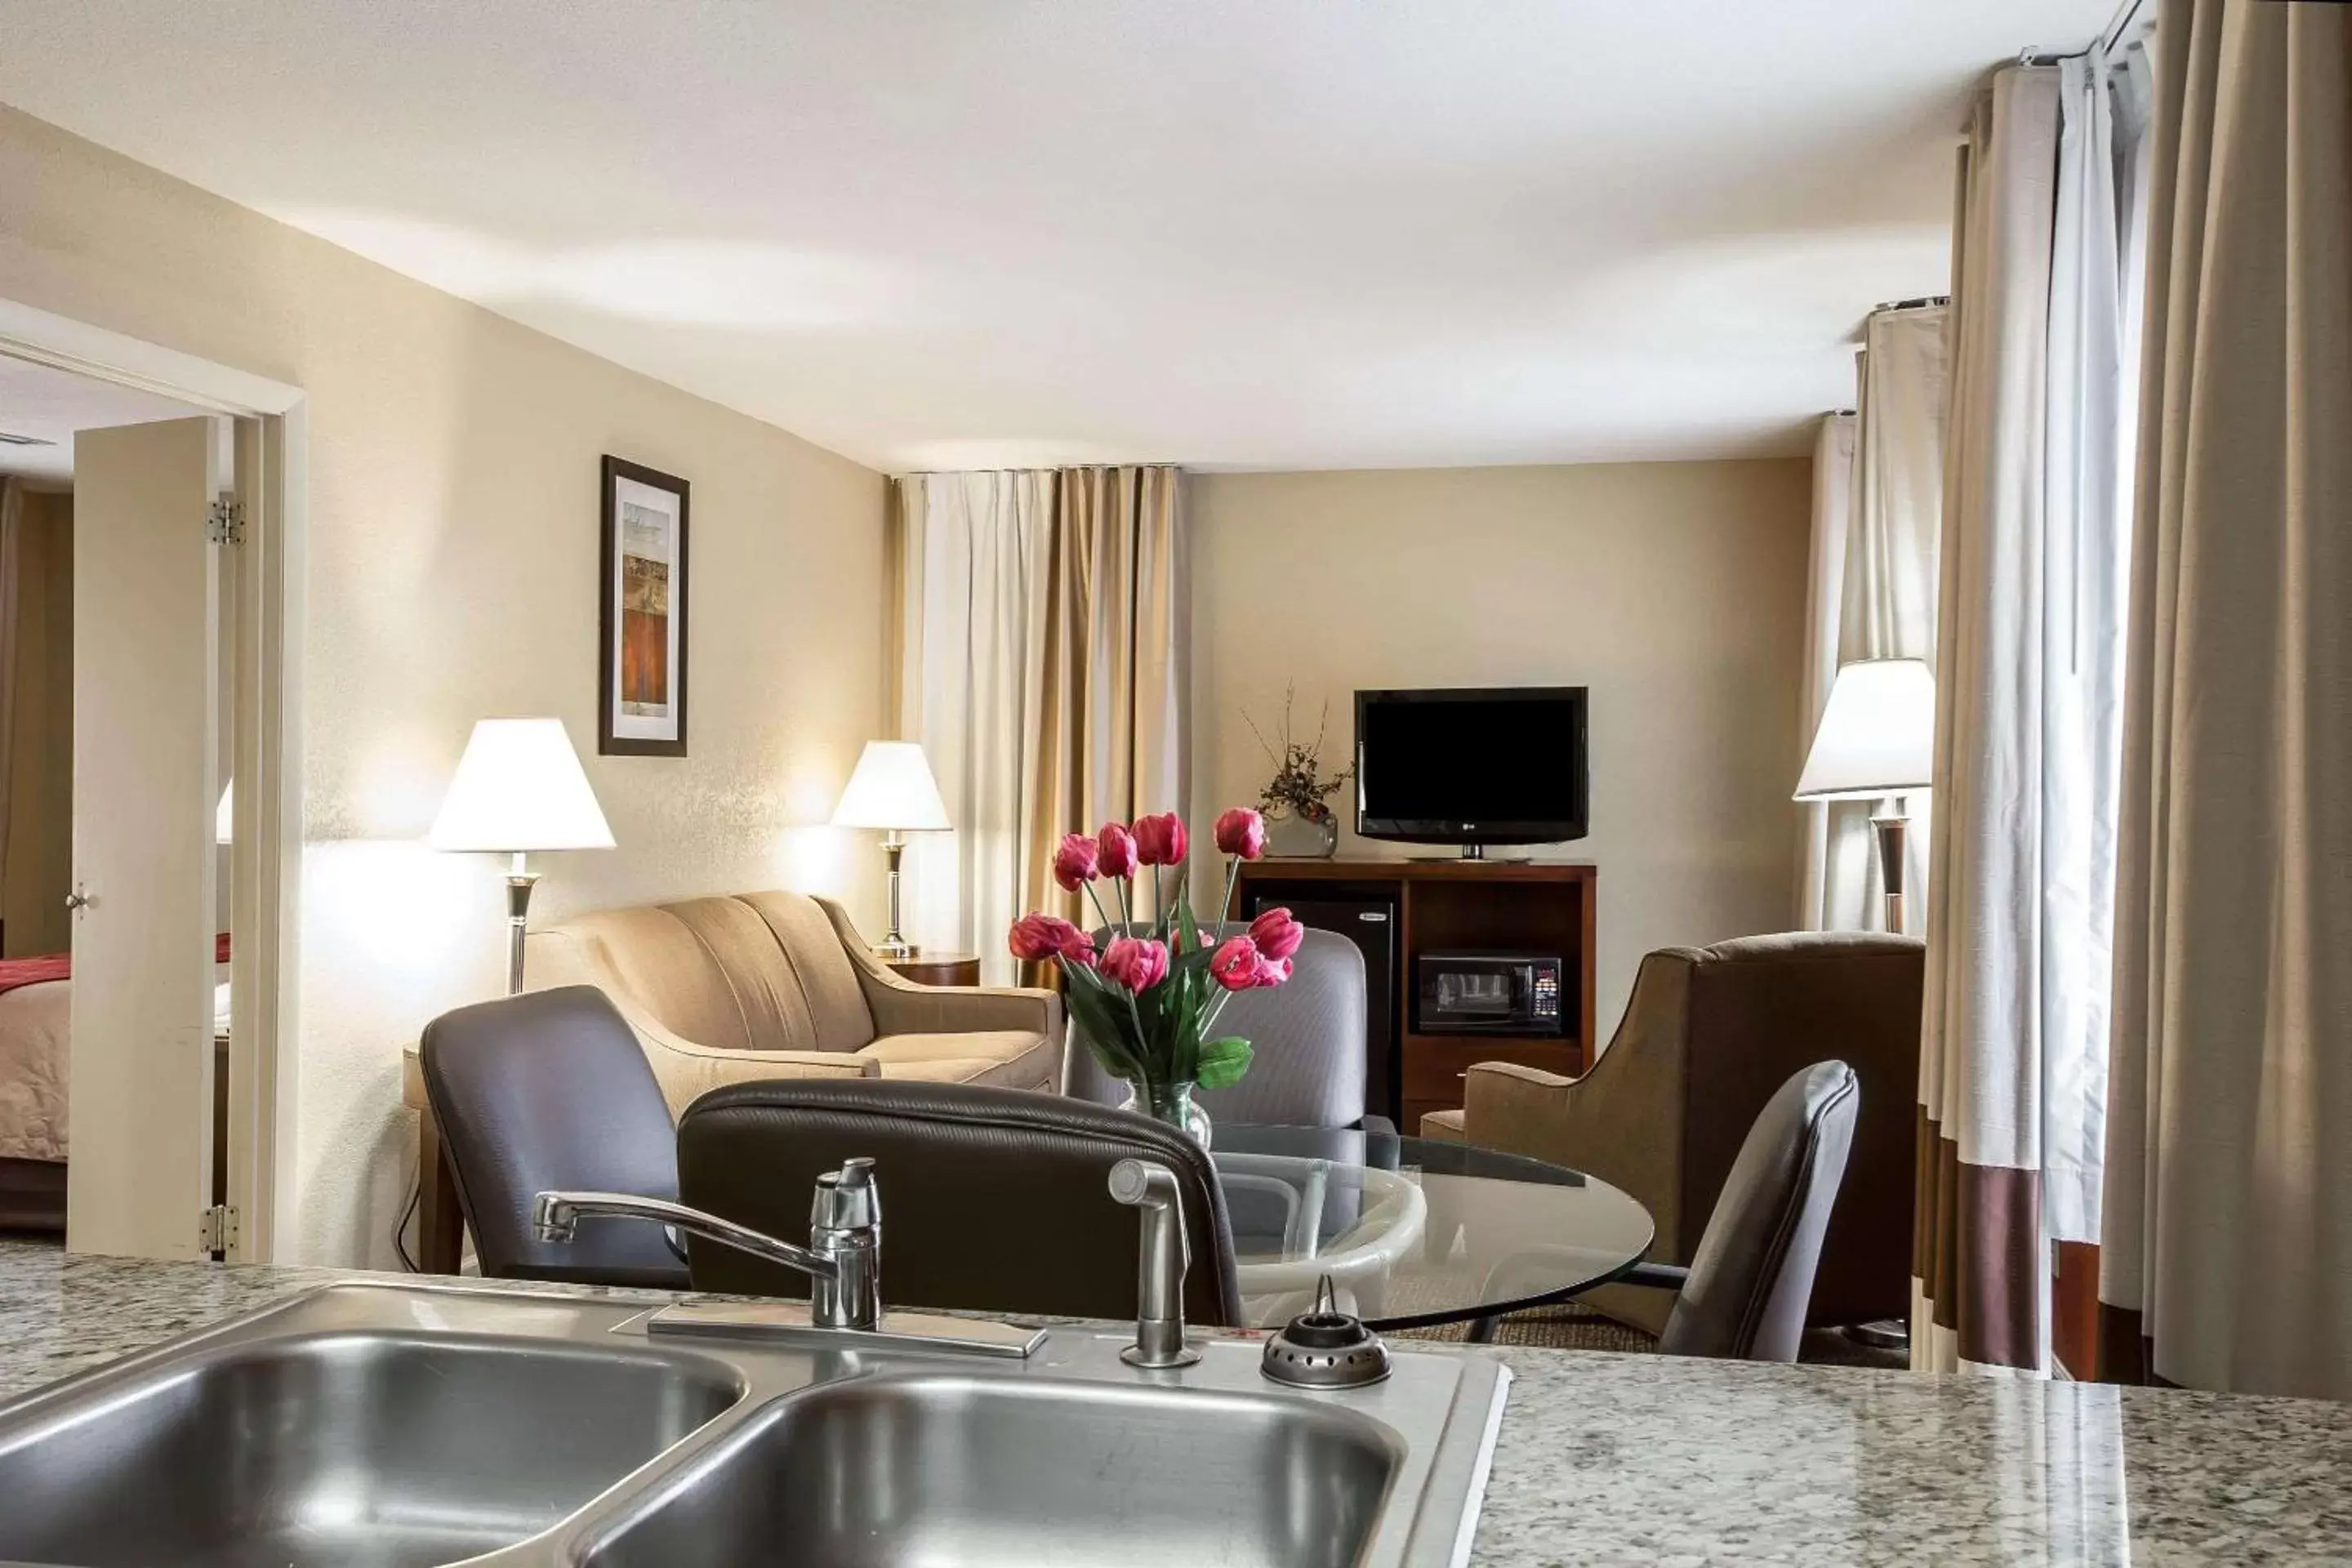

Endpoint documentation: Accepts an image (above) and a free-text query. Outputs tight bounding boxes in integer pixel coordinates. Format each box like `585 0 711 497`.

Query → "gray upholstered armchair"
1064 926 1386 1132
1421 931 1922 1335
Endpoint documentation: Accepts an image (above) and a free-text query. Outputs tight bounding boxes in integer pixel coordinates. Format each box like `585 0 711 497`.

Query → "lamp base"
1871 798 1909 935
505 853 541 996
877 835 913 960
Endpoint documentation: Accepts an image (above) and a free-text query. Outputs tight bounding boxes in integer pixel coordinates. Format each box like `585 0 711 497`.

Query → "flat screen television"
1354 687 1589 849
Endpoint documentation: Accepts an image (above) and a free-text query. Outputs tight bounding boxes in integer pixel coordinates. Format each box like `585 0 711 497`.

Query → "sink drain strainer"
1260 1276 1392 1389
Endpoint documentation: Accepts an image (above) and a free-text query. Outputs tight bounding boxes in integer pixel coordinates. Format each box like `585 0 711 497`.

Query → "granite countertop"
3 1242 2348 1564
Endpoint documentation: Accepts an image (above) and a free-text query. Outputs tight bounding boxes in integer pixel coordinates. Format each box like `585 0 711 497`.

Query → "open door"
67 416 221 1259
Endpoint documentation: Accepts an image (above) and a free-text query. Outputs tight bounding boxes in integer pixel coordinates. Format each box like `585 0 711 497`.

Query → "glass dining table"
1210 1123 1655 1332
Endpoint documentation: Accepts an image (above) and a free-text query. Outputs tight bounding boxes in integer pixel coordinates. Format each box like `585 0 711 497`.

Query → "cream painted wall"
1190 460 1813 1038
2 488 74 958
0 105 890 1267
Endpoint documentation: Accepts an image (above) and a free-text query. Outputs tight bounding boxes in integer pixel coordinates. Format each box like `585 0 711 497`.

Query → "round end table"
884 951 982 987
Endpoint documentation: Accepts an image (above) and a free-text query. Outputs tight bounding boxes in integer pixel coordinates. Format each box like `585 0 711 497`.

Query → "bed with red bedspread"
0 938 230 1233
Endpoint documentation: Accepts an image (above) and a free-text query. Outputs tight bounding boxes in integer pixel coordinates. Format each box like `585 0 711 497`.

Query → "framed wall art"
599 456 690 756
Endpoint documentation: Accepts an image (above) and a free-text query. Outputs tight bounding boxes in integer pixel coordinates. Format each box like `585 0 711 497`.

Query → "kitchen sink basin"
0 1282 1508 1568
0 1294 744 1568
576 1373 1401 1568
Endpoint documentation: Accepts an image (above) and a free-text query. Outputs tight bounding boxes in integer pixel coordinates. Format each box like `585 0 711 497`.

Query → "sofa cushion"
860 1031 1058 1091
539 906 760 1052
650 896 826 1053
738 891 876 1051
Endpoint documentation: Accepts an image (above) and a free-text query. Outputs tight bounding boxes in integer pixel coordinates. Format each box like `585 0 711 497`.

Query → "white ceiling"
0 2 2112 474
0 354 213 485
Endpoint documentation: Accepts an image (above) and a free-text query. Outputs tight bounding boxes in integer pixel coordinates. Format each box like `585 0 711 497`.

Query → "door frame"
0 295 304 1263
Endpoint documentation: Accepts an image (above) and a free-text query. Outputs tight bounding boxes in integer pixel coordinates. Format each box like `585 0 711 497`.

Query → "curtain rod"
2101 0 2151 53
2019 0 2152 67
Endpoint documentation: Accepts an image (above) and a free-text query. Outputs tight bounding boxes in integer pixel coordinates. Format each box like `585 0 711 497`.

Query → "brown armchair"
1421 931 1922 1335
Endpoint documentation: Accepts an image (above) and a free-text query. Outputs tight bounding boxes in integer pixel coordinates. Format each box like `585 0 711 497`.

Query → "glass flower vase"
1119 1079 1213 1148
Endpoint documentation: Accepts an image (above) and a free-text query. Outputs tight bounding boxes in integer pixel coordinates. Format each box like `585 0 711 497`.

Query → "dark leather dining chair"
676 1078 1243 1327
419 985 690 1289
1635 1060 1861 1361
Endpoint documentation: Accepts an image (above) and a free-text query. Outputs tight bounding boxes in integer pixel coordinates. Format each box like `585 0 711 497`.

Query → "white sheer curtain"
1795 412 1855 929
892 470 1058 975
2042 43 2152 1246
1914 44 2149 1376
1796 309 1944 934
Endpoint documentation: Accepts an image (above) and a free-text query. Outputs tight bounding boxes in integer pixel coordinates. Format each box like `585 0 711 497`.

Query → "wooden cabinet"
1234 858 1597 1132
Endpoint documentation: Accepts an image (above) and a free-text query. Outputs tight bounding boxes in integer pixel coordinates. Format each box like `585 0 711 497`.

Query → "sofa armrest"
1459 950 1695 1267
813 895 1067 1044
1458 1059 1589 1160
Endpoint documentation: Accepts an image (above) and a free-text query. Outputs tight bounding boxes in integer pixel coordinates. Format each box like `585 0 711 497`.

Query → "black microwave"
1414 952 1566 1036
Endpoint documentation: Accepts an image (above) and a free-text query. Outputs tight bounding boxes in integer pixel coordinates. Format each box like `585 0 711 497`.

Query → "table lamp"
1793 657 1935 932
831 741 950 959
430 718 616 994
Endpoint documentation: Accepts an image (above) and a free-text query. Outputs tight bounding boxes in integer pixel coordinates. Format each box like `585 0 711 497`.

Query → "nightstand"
401 1045 466 1277
884 951 981 987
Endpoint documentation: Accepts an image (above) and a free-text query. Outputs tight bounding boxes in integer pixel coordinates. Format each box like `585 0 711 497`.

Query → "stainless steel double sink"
0 1283 1510 1567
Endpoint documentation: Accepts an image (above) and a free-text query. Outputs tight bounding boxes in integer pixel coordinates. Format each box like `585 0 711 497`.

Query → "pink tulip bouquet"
1007 805 1299 1142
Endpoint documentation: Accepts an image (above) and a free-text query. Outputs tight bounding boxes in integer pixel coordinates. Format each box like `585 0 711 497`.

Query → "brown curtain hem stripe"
1956 1161 2039 1370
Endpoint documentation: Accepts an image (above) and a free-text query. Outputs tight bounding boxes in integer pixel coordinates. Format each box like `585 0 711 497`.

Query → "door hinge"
200 1203 240 1253
207 499 245 546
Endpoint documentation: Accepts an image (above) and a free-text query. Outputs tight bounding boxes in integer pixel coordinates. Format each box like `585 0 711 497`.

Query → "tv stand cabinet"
1232 858 1597 1132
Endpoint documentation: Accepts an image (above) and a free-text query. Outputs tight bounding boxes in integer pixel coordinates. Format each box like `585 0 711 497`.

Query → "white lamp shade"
831 741 950 831
216 781 234 845
429 719 617 853
1794 658 1936 800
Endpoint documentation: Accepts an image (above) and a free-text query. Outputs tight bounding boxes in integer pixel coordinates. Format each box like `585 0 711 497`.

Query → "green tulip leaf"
1059 962 1143 1073
1195 1036 1254 1089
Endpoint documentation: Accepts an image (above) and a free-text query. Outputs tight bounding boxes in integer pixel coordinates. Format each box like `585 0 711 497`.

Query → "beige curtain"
2101 0 2352 1401
0 481 84 960
1796 308 1945 935
0 479 23 940
892 467 1187 985
0 478 23 933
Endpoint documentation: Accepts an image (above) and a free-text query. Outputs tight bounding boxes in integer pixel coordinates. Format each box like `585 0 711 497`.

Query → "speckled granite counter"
4 1242 2348 1564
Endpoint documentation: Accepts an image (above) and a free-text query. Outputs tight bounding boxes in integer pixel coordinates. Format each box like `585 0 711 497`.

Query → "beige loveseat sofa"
523 890 1061 1116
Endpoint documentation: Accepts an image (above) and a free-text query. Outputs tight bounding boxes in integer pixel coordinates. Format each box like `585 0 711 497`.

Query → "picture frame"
598 455 690 757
